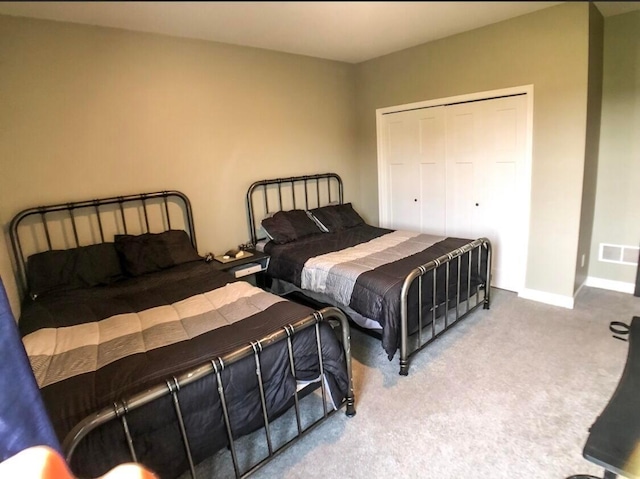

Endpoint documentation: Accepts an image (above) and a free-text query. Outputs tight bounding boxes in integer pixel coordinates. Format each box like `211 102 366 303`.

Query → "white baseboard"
518 278 635 308
518 288 574 309
574 280 586 299
585 276 635 294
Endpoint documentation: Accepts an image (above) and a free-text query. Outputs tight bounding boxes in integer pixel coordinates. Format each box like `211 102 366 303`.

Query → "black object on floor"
566 475 607 479
575 316 640 479
566 474 616 479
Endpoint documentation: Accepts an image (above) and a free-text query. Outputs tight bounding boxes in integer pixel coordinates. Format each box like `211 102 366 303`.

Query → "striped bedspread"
301 230 445 306
18 261 349 478
23 281 284 389
265 224 485 360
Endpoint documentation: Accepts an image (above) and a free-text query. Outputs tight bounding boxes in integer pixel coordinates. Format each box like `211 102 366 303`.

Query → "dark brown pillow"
261 209 323 244
114 230 202 277
309 203 365 232
26 243 125 298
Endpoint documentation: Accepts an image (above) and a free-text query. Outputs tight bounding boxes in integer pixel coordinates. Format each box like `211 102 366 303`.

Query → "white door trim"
376 85 534 294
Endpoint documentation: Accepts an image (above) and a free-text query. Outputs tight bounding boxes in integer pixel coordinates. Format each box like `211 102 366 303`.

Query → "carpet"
181 286 638 479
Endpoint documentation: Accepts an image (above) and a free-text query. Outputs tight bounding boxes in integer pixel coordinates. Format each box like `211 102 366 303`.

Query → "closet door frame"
376 84 534 293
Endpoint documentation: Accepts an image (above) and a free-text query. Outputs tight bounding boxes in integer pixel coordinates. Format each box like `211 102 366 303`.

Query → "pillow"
309 203 365 232
258 212 276 241
260 209 323 245
26 243 125 298
114 230 202 277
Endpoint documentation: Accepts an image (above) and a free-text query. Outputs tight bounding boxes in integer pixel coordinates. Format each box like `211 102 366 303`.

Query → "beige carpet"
184 286 639 479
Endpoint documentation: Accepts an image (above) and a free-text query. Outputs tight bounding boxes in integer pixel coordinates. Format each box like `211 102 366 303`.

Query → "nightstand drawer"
228 262 264 278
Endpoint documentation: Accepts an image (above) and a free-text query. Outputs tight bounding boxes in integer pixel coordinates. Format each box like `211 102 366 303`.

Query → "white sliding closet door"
378 93 529 292
383 106 446 233
445 95 527 291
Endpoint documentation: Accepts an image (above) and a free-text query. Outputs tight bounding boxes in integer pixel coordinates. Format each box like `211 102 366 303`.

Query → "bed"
246 173 492 376
9 190 355 479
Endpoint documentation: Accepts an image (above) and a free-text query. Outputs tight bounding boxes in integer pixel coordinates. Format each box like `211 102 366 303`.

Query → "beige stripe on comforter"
23 281 285 389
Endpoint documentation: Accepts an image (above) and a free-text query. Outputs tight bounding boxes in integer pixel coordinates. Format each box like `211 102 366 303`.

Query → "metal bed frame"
10 190 197 296
246 173 492 376
64 306 355 479
9 190 356 478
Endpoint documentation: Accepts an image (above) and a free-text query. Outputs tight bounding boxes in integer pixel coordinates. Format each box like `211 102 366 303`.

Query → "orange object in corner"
0 446 158 479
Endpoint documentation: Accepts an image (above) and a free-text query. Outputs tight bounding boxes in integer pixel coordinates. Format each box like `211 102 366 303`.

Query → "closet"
377 92 529 292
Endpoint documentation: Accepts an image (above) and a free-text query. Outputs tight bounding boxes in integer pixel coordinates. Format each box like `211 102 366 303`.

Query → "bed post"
320 307 356 416
482 238 492 310
399 268 422 376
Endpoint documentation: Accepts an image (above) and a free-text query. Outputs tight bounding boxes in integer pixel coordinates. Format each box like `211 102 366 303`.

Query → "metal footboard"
399 238 492 376
63 307 355 479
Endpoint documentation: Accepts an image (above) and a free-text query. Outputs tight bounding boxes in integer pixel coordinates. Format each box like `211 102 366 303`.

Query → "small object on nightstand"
214 249 254 264
212 249 270 288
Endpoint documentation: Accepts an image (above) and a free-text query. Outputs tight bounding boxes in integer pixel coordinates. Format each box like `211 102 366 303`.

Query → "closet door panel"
417 107 446 235
385 114 419 230
445 104 485 239
389 163 417 230
381 107 445 232
419 162 446 235
481 95 527 290
446 161 476 239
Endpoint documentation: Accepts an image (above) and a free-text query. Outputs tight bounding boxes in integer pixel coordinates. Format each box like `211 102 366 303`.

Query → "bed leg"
482 239 492 310
346 398 356 417
399 360 409 376
483 286 491 310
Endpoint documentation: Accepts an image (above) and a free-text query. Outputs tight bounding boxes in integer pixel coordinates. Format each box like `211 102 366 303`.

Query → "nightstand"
211 249 270 288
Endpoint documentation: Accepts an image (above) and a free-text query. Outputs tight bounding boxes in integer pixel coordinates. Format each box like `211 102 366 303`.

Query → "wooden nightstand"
211 249 270 287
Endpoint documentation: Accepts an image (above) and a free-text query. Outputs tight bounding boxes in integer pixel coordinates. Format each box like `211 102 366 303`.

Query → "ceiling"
0 1 638 63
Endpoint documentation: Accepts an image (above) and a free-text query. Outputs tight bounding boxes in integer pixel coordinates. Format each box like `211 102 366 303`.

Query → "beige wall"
589 10 640 285
3 3 631 314
0 15 358 314
355 2 590 300
575 3 604 292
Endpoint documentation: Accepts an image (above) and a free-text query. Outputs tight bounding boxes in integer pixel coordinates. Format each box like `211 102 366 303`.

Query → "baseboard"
585 276 635 294
518 288 574 309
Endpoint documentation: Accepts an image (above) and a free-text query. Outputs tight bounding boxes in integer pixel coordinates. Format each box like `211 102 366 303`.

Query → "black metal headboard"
246 173 343 246
9 190 196 294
